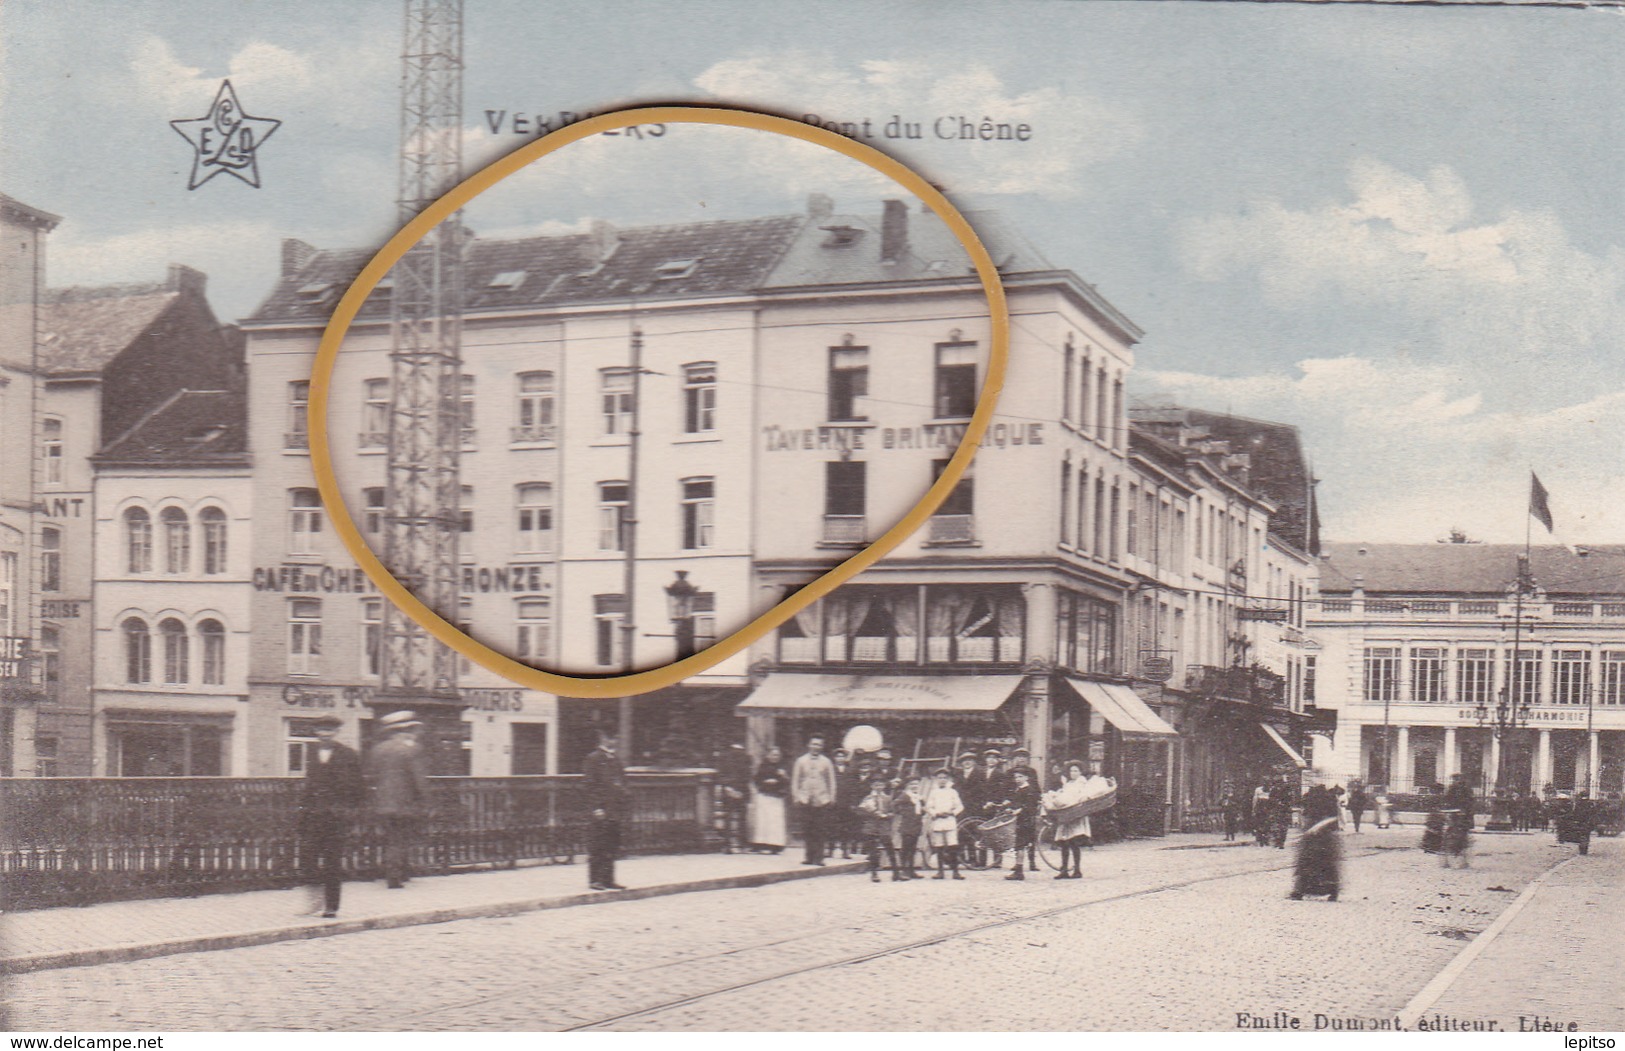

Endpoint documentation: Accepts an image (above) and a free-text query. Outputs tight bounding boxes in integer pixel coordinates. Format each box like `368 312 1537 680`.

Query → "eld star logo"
170 80 281 189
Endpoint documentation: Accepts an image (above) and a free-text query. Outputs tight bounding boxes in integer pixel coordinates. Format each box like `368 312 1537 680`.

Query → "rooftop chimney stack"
880 198 908 264
588 220 620 264
281 238 317 277
166 263 207 295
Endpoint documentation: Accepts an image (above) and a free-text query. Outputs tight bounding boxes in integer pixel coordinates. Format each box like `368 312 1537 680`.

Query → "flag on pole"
1529 472 1554 533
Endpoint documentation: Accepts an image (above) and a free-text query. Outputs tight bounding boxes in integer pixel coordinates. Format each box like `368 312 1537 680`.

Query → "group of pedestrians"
735 736 1116 882
297 710 429 918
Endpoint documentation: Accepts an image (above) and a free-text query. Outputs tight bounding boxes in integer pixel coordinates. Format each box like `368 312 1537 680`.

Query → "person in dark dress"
1439 773 1474 868
750 748 790 853
1270 780 1294 849
1220 788 1243 841
299 714 364 917
1346 781 1368 833
583 730 630 890
1290 784 1341 901
1251 782 1272 846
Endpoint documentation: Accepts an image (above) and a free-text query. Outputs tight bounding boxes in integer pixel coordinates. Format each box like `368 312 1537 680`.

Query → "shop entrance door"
511 722 549 775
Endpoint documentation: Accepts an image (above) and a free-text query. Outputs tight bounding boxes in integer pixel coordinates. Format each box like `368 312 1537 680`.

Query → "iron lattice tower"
379 0 465 733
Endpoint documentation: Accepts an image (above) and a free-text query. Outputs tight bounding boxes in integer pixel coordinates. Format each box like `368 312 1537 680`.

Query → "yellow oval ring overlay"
309 105 1009 699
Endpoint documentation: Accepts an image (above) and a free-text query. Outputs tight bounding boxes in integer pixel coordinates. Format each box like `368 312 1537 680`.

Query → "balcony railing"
822 515 866 544
510 424 556 444
927 514 975 544
1187 663 1286 707
0 773 716 911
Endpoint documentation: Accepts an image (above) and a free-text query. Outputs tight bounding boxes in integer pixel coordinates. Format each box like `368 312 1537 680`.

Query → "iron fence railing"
0 772 715 911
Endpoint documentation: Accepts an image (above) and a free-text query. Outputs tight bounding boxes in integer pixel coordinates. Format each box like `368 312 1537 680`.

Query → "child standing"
857 776 898 882
994 767 1042 881
891 775 925 880
924 768 966 880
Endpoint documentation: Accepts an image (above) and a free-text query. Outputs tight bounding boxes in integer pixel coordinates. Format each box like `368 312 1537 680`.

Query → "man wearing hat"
299 714 364 917
1007 748 1040 871
365 710 430 889
584 729 630 890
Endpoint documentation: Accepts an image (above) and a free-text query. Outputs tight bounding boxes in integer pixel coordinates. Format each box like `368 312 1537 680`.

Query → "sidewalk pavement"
1 851 865 975
1409 837 1625 1033
0 825 1423 978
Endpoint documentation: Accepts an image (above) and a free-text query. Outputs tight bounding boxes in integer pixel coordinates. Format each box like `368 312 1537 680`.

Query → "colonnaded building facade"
1309 542 1625 798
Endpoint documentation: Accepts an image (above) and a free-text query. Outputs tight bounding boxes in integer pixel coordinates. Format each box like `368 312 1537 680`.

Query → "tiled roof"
1319 542 1625 597
94 390 249 465
762 207 1049 289
247 215 808 323
245 205 1063 325
37 282 179 373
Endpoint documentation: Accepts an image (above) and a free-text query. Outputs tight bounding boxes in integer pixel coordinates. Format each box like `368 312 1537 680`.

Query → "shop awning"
736 673 1025 717
1065 678 1178 738
1259 722 1308 768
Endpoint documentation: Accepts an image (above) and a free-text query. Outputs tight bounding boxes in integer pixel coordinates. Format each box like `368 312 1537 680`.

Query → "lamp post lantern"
666 570 700 660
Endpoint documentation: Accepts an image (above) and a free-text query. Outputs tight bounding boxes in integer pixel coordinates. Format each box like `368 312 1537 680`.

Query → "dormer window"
488 270 527 291
654 258 699 280
296 282 333 303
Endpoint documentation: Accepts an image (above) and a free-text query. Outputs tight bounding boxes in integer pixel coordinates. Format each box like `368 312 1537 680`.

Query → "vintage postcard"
1 0 1621 1035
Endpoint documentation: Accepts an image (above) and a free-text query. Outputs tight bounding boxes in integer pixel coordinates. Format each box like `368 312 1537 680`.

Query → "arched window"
516 483 553 552
198 619 225 685
125 508 152 574
200 507 228 574
124 617 151 683
40 526 61 592
160 618 188 684
161 507 190 573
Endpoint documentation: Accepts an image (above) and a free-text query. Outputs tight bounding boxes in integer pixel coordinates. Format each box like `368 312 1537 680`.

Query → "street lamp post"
666 570 700 661
1477 553 1533 829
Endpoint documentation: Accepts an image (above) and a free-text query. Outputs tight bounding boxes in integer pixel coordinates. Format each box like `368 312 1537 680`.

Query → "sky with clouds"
4 0 1625 545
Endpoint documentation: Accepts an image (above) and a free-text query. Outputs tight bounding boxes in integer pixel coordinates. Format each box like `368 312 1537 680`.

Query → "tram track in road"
373 842 1318 1031
561 847 1374 1032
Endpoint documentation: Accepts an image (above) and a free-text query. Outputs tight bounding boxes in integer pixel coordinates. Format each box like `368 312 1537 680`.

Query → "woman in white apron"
750 747 789 852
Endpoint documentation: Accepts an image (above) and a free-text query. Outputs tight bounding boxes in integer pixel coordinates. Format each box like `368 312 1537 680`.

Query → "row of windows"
123 617 227 685
1059 338 1125 450
285 341 983 453
120 507 229 576
778 584 1025 666
1363 646 1625 706
284 479 717 556
1057 461 1120 561
287 363 721 451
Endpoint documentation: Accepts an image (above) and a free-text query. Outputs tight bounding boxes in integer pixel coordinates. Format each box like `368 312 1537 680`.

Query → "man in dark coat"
299 714 364 917
584 730 630 889
716 743 752 854
365 710 431 889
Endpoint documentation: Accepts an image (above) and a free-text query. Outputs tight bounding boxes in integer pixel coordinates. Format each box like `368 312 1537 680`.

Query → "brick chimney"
880 199 908 264
807 193 833 220
281 238 318 277
588 220 619 263
166 263 207 295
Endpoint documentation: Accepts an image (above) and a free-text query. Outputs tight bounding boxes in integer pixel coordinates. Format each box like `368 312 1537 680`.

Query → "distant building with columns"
1308 542 1625 798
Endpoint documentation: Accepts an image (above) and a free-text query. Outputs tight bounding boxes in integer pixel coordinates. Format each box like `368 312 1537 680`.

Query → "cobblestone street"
9 828 1611 1032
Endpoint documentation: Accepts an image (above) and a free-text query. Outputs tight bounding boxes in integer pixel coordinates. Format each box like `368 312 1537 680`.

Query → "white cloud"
1139 357 1625 544
129 33 393 129
1176 158 1625 407
691 53 1143 198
